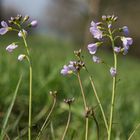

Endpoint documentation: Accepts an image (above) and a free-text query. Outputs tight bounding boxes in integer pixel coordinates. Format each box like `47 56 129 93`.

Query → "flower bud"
102 15 107 21
18 54 26 61
110 67 117 77
18 29 27 37
30 20 38 27
23 15 29 22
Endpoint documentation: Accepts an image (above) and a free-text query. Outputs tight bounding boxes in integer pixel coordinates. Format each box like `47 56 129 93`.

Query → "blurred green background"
0 0 140 139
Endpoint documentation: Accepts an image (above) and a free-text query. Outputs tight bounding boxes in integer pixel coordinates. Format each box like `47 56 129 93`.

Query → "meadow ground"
0 35 140 139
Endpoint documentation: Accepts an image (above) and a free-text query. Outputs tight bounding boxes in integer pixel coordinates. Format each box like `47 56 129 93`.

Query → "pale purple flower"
122 26 129 36
30 20 38 27
18 29 27 37
114 47 121 53
6 43 18 52
121 37 133 47
0 21 9 35
121 37 133 55
90 21 102 40
110 67 117 77
92 55 101 63
87 43 98 54
61 61 77 76
18 54 26 61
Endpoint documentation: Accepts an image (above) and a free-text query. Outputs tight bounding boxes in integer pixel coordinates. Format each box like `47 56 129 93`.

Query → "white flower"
18 54 26 61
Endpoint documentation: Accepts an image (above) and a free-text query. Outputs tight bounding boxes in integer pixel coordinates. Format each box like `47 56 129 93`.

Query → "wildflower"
18 54 26 61
92 55 101 63
87 43 98 54
114 47 121 53
30 20 38 27
121 37 133 55
90 21 102 40
18 29 27 37
0 21 9 35
110 67 117 77
6 43 18 52
122 26 129 36
61 61 77 76
121 37 133 47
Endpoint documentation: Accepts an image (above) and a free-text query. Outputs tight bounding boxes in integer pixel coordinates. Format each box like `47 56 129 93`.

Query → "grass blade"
0 75 22 140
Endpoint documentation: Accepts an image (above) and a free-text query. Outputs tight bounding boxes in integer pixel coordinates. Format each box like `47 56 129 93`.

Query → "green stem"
108 29 117 140
77 72 89 140
77 72 87 109
85 118 89 140
36 97 56 140
28 66 32 140
89 76 108 132
22 31 32 140
91 111 99 140
128 123 140 140
61 105 71 140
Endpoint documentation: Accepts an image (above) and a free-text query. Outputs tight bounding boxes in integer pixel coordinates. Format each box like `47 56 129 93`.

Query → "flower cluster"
61 60 85 76
87 15 133 77
0 14 37 61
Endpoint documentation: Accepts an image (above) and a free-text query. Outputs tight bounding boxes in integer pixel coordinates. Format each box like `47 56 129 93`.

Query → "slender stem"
77 72 89 140
89 76 108 132
36 97 56 140
85 118 89 140
128 123 140 140
61 105 71 140
91 112 99 140
77 72 87 109
22 31 32 140
108 29 117 140
28 66 32 140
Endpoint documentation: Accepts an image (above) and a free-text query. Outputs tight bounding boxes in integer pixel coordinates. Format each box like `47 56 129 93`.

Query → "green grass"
0 34 140 139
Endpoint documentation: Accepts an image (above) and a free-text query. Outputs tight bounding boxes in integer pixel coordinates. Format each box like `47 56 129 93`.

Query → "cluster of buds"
64 98 75 105
87 15 133 77
84 106 97 118
49 91 57 98
0 14 37 61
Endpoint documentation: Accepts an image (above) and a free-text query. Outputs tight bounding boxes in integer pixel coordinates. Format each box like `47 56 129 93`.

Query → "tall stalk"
108 28 118 140
61 105 71 140
36 94 56 140
22 31 32 140
77 72 89 140
89 76 108 132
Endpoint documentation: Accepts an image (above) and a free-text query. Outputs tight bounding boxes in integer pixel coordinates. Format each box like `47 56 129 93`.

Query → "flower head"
121 37 133 55
30 20 38 27
121 37 133 47
6 43 18 52
18 54 26 61
90 21 102 40
110 67 117 77
0 21 9 35
61 61 77 76
87 43 98 54
122 26 129 36
92 55 101 63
